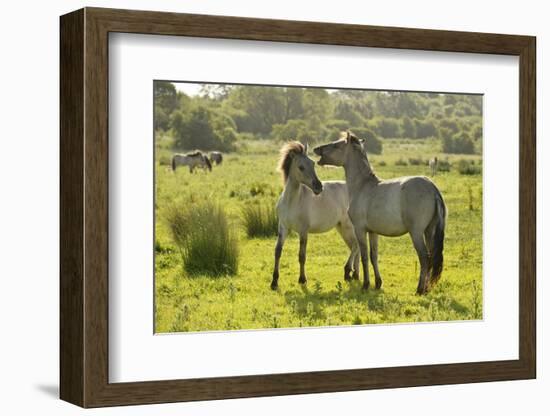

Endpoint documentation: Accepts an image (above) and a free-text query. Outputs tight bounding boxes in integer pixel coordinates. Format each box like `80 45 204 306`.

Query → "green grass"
155 138 483 333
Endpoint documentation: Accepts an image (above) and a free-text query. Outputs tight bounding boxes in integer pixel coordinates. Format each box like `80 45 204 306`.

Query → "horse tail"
429 187 447 287
171 155 177 172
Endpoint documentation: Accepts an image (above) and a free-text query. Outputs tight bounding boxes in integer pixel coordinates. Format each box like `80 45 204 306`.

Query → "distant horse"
209 151 223 165
172 151 212 173
271 141 359 290
314 132 447 295
429 157 439 176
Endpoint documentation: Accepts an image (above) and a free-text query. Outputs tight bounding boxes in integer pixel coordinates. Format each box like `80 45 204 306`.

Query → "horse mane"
343 130 362 146
186 150 203 157
343 130 379 182
277 141 305 183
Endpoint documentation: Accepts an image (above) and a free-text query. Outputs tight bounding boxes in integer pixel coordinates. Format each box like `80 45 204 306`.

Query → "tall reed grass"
242 202 278 238
166 201 239 276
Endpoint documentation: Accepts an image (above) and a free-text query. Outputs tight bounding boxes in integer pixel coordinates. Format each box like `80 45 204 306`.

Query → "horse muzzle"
312 180 323 195
313 145 328 166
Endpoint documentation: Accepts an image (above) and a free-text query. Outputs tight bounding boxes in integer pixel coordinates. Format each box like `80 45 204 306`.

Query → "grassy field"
155 138 483 333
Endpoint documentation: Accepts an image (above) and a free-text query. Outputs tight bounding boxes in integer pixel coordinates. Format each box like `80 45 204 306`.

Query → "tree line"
155 81 482 154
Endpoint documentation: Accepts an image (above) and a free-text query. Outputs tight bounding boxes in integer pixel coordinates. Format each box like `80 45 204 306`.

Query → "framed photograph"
60 7 536 408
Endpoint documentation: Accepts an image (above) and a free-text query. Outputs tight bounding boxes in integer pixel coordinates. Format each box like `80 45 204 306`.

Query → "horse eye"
298 165 305 171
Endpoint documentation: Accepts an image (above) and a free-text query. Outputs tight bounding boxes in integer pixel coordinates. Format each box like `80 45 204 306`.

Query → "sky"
173 82 203 96
171 81 343 97
169 81 458 98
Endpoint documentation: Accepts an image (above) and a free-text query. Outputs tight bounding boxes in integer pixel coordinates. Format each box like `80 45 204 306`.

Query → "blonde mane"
277 141 305 183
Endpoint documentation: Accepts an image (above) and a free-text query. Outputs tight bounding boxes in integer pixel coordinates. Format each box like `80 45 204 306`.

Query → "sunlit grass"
155 139 483 333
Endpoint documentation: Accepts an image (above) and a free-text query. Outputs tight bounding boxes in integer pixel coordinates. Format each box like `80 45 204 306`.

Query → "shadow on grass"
426 295 470 315
283 279 471 323
283 280 387 319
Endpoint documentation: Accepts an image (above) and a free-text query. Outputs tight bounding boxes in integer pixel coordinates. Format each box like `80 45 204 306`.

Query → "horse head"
279 141 323 195
314 131 364 166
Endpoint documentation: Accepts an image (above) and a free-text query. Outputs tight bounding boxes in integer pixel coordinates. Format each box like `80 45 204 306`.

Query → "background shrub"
414 118 438 139
166 201 239 276
351 127 383 154
271 119 308 142
400 116 416 138
457 159 482 175
443 132 475 154
372 117 401 138
437 159 451 172
171 106 237 151
408 156 425 166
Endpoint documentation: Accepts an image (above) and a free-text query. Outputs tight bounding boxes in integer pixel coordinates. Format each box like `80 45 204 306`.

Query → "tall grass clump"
242 202 278 238
166 201 239 276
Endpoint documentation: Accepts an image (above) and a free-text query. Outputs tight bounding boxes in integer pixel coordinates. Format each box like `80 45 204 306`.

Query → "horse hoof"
375 280 382 290
352 272 360 281
344 268 352 281
362 284 370 292
270 281 279 290
298 276 307 285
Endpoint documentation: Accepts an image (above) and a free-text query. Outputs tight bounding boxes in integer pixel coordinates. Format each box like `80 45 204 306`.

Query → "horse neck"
344 148 378 192
281 174 303 204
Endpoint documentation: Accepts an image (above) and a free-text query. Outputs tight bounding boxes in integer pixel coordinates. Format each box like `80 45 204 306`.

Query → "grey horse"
314 132 447 295
271 141 359 290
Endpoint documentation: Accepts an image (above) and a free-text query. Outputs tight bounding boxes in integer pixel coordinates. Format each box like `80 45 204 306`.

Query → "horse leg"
352 249 360 280
369 232 383 289
410 230 430 295
354 227 370 291
298 232 308 285
271 225 288 290
424 225 435 282
336 223 355 281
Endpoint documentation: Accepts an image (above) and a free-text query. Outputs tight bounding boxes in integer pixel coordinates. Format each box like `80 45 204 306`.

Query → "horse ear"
304 142 309 154
346 131 360 145
359 138 367 153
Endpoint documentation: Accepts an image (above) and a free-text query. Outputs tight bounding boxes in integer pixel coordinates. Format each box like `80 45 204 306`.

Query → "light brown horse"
314 132 447 295
271 142 359 290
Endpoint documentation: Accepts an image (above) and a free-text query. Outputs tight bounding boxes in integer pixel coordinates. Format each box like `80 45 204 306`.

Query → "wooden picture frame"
60 7 536 408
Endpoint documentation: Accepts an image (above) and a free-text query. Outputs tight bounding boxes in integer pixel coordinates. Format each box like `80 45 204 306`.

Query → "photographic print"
154 81 483 333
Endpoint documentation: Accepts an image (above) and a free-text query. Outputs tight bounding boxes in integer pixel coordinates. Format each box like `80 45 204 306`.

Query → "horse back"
352 176 436 236
399 176 441 230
